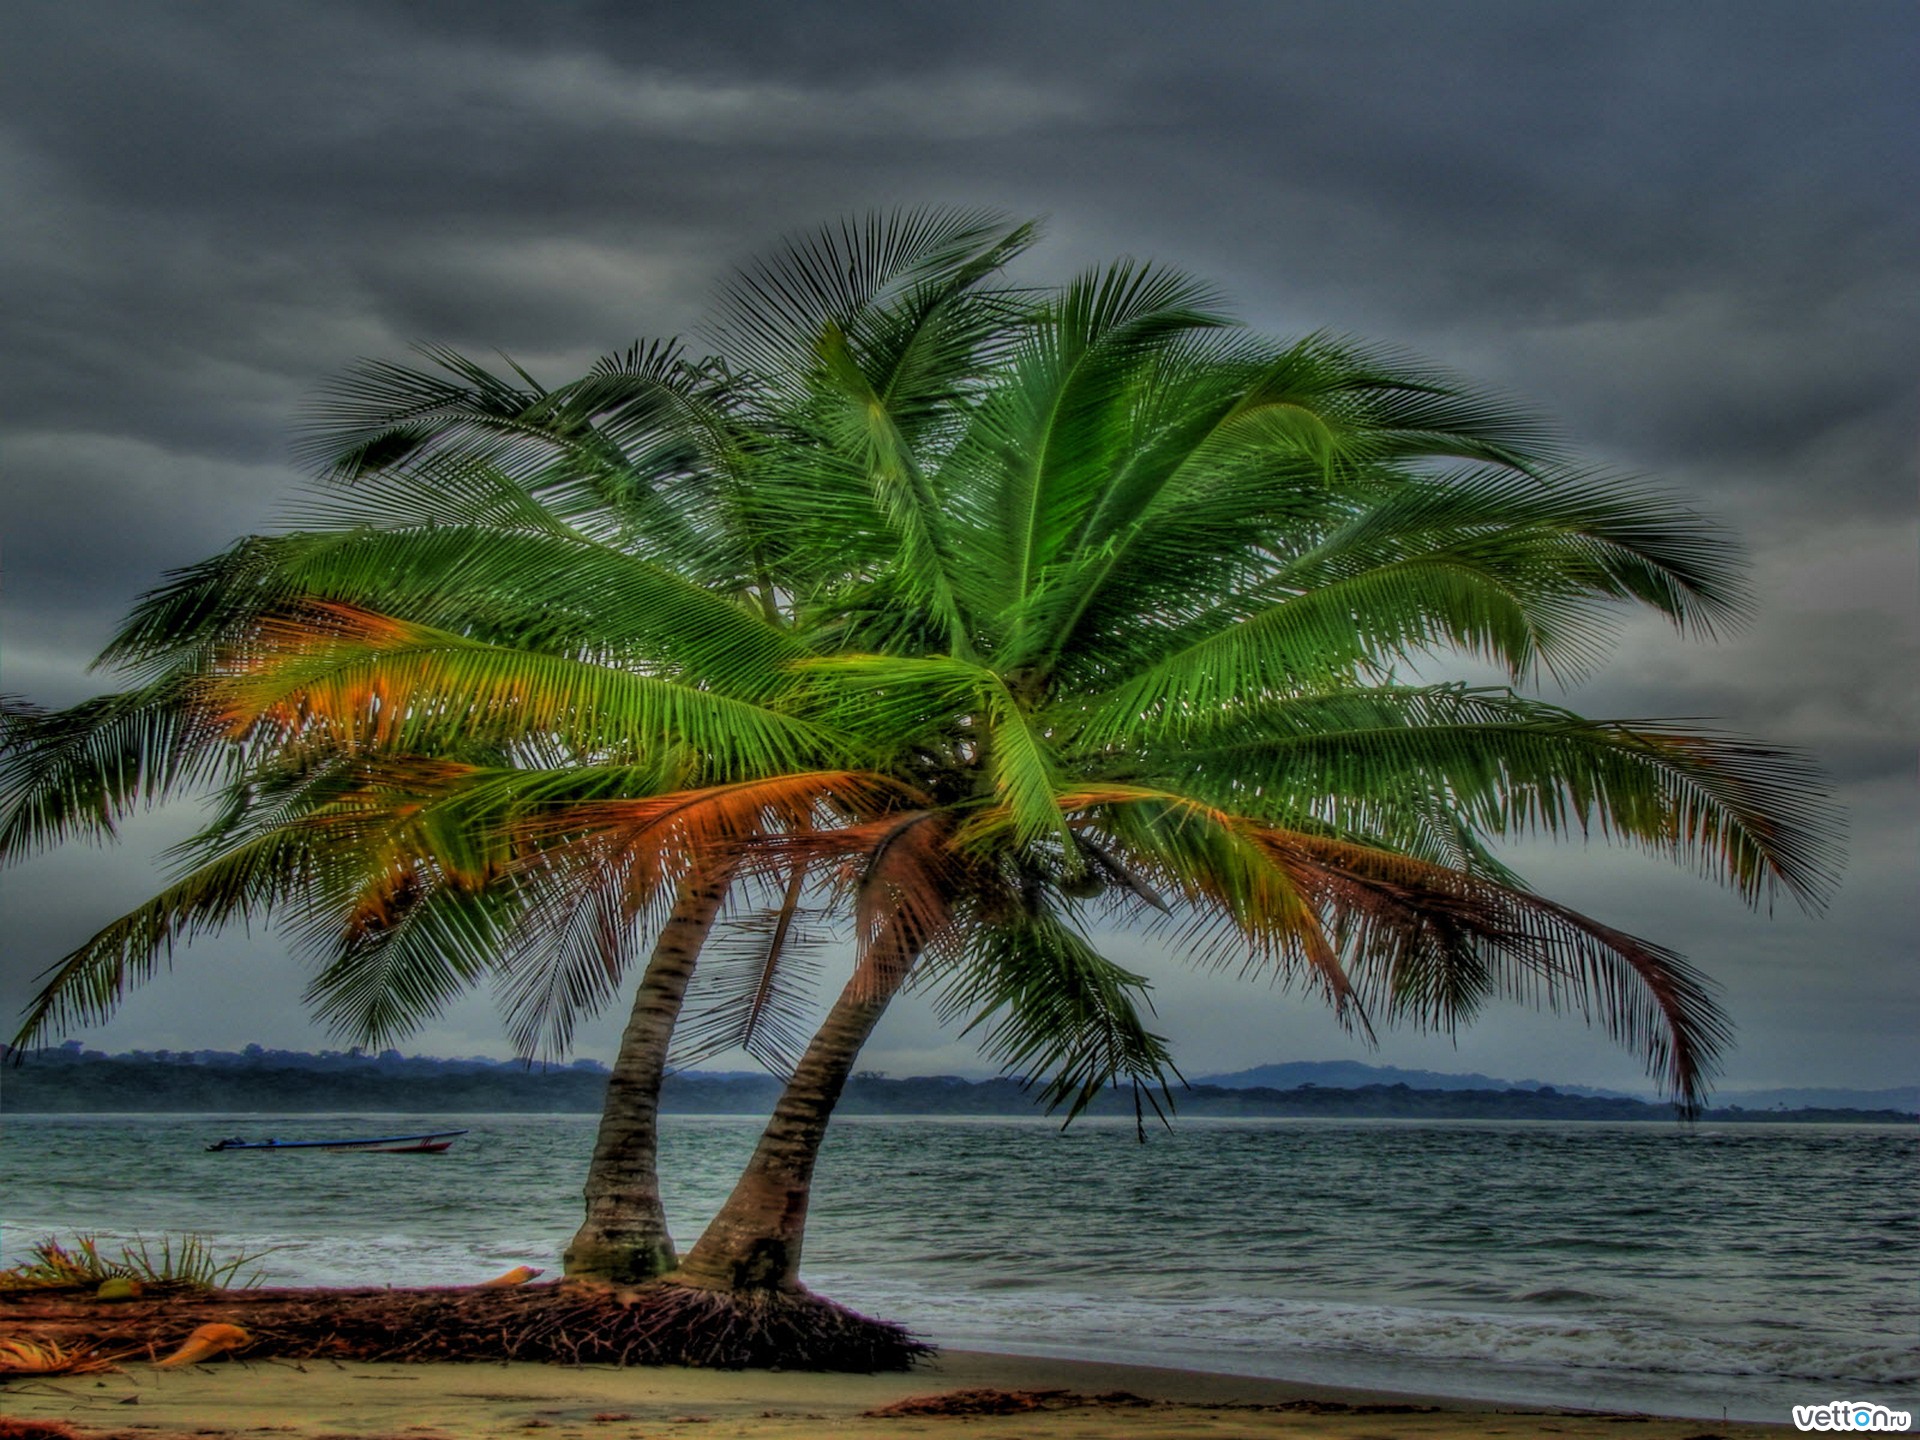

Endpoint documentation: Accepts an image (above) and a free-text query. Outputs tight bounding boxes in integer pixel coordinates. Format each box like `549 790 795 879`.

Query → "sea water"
2 1113 1912 1422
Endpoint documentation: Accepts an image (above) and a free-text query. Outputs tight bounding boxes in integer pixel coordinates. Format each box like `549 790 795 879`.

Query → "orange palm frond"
512 771 914 939
849 810 967 1000
0 1336 131 1377
207 602 832 774
1240 823 1727 1110
546 771 911 865
1056 784 1233 823
765 809 984 999
344 854 425 938
1060 786 1363 1024
213 603 436 743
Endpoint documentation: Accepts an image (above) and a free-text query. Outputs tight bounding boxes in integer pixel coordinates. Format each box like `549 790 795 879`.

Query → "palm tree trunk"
562 865 732 1283
667 953 908 1293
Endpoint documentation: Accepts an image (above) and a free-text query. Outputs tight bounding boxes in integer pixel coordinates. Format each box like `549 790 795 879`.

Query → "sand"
0 1348 1783 1439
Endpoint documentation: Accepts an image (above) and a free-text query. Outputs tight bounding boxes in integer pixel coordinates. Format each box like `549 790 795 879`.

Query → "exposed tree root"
0 1281 930 1372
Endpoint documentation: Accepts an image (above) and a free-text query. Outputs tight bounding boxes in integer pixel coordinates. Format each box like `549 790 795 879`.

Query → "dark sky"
2 0 1913 1093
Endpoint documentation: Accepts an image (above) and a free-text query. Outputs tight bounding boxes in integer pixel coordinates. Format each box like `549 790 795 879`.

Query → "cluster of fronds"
0 1234 268 1293
0 208 1846 1136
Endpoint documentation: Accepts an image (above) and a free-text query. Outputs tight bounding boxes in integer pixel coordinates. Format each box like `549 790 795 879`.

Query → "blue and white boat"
205 1128 468 1153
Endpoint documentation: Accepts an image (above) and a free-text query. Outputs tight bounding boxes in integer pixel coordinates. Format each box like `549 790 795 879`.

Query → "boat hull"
206 1130 468 1153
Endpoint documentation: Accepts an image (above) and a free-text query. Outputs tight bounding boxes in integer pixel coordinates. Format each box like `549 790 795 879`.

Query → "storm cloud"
2 0 1912 1092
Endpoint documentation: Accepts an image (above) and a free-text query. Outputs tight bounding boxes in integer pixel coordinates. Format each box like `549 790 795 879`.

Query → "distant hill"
1194 1060 1639 1098
1194 1060 1918 1115
2 1045 1912 1122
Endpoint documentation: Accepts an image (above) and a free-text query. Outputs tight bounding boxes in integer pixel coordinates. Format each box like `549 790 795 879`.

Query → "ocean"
3 1112 1912 1423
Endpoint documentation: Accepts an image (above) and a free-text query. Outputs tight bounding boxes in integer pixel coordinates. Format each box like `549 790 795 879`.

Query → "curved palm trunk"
563 866 733 1283
668 955 909 1293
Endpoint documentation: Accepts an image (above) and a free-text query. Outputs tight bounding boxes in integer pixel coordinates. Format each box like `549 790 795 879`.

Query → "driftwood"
0 1281 930 1371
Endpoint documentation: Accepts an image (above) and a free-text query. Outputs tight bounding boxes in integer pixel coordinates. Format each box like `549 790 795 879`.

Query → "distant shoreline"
4 1047 1912 1123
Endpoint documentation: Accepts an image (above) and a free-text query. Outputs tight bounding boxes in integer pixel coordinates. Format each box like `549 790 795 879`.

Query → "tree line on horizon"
7 1045 1907 1123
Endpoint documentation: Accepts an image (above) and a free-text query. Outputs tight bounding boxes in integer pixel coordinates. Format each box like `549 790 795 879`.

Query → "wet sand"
0 1348 1783 1438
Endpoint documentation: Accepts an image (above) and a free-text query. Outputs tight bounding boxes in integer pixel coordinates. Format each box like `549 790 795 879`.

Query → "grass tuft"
0 1233 273 1293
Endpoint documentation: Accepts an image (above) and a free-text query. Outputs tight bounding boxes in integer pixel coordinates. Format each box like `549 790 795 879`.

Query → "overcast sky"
2 1 1913 1096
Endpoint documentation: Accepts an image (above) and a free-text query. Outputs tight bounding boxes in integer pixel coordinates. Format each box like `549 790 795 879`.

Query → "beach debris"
867 1388 1088 1417
0 1417 92 1439
0 1278 929 1371
0 1337 127 1379
1217 1398 1442 1416
154 1321 252 1367
0 1240 113 1291
476 1265 544 1288
865 1388 1156 1418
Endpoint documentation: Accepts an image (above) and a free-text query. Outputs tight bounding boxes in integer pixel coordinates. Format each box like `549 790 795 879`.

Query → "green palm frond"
11 826 324 1046
928 906 1179 1128
1061 460 1748 722
299 875 516 1049
297 344 550 480
706 208 1033 388
812 323 970 647
296 341 727 560
981 675 1070 852
672 867 828 1076
954 262 1230 641
1159 686 1840 907
0 683 228 859
264 525 801 695
215 605 833 775
492 881 647 1062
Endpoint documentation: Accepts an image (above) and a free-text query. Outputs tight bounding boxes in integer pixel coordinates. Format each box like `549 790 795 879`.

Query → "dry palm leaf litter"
0 1281 929 1372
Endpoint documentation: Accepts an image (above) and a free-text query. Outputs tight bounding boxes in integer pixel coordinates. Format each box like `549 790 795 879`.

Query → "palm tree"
2 214 1837 1332
1 213 1069 1292
514 245 1840 1297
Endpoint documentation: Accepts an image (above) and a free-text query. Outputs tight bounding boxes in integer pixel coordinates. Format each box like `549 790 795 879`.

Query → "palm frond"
673 866 827 1075
1246 827 1730 1113
12 827 320 1046
1158 686 1842 908
707 208 1033 386
0 683 226 860
492 880 644 1062
1061 787 1364 1026
213 604 833 775
299 874 515 1048
843 810 968 1000
928 906 1179 1128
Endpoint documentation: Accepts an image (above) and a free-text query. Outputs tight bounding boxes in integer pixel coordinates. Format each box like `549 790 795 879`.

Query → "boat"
205 1129 469 1153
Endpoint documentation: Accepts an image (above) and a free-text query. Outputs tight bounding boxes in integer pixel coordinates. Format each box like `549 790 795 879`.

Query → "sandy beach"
0 1349 1784 1439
